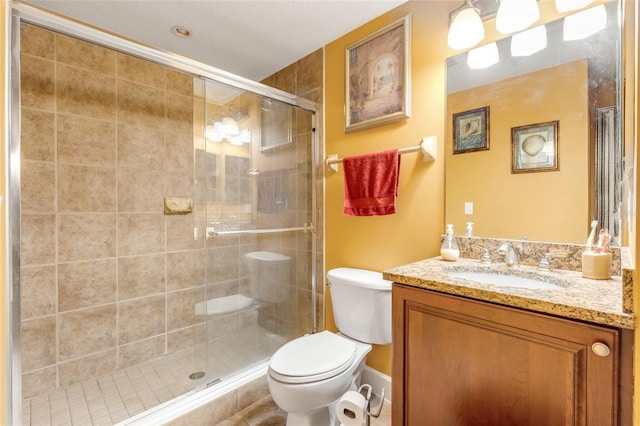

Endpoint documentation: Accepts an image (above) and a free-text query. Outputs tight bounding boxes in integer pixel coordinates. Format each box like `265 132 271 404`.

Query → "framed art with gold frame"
345 15 411 132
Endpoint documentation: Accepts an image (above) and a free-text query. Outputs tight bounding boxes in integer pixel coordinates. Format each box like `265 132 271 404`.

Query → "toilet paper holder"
359 384 386 425
337 383 385 426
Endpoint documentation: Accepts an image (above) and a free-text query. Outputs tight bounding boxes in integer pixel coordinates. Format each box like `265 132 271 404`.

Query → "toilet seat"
269 331 356 384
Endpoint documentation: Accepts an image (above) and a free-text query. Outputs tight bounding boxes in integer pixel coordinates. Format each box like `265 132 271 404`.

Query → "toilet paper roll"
336 390 367 426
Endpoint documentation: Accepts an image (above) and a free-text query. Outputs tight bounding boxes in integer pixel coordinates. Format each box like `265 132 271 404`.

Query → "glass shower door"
195 78 316 386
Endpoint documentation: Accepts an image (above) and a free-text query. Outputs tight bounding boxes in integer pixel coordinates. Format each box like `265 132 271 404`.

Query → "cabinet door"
392 285 619 426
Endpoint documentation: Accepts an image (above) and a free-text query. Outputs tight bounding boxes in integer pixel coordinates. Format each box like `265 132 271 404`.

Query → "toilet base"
268 333 373 426
286 407 331 426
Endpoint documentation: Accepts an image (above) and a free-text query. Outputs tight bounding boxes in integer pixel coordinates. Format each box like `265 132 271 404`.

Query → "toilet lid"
269 331 356 384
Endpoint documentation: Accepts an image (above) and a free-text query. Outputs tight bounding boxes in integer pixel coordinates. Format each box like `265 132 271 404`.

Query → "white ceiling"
21 0 409 82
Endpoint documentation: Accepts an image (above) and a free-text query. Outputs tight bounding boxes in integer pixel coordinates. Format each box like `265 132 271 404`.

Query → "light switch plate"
464 202 473 215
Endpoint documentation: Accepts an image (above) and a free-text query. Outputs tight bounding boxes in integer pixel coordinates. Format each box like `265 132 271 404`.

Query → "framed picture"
511 121 559 173
345 15 411 132
260 97 293 151
452 106 489 154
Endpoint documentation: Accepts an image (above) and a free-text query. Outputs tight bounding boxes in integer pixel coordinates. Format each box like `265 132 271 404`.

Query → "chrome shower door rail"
209 224 316 237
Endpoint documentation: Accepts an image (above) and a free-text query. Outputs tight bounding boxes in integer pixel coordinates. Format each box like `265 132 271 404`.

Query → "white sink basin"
447 271 561 290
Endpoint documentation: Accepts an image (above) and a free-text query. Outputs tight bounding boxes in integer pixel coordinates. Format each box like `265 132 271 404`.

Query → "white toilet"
267 267 392 426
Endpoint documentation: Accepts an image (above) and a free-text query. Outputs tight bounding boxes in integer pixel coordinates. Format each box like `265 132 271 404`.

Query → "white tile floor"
22 325 287 426
23 348 200 426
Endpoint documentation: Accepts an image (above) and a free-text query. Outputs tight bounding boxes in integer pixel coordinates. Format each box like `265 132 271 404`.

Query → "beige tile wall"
19 23 197 398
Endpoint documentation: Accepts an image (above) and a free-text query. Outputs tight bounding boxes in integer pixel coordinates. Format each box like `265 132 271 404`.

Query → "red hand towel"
342 149 401 216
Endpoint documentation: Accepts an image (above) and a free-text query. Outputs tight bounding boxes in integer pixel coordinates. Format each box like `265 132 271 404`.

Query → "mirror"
445 0 622 245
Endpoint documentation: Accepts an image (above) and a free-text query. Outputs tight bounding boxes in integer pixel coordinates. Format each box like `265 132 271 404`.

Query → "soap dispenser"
441 224 460 261
465 222 474 238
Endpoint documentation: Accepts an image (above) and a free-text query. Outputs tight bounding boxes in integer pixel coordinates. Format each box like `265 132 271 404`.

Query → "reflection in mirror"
197 77 311 234
445 0 622 245
199 79 255 230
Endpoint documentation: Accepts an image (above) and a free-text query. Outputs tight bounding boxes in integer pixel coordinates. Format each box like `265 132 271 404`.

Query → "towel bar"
325 136 436 172
209 224 316 237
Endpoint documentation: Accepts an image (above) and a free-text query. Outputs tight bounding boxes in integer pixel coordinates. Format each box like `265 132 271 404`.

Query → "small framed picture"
511 121 559 173
452 106 489 154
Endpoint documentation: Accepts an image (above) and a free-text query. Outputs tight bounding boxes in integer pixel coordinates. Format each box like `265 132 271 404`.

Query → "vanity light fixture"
563 4 607 41
467 42 499 69
447 0 485 50
555 0 596 13
496 0 540 34
511 25 547 57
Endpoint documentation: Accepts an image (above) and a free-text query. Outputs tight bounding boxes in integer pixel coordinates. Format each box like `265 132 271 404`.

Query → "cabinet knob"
591 342 611 357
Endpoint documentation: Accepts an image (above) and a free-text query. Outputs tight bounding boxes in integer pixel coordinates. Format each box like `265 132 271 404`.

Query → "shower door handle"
209 224 315 237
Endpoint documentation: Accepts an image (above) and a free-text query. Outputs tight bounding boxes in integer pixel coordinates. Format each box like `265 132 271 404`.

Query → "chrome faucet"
539 250 568 270
472 244 492 264
497 243 519 267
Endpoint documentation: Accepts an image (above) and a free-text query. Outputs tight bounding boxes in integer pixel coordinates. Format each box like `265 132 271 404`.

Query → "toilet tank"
327 267 392 345
244 251 292 303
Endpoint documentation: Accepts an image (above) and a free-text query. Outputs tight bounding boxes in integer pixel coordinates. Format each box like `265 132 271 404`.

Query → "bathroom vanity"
385 257 634 426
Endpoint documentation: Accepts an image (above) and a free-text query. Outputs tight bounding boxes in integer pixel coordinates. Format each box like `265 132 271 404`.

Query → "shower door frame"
6 3 320 424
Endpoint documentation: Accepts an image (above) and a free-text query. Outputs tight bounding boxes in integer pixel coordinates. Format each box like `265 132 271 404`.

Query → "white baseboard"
361 366 392 403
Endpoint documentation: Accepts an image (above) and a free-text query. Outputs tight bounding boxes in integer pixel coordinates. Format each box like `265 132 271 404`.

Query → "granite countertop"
383 256 635 329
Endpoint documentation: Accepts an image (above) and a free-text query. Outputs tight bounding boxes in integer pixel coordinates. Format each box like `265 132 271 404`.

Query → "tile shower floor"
22 325 287 426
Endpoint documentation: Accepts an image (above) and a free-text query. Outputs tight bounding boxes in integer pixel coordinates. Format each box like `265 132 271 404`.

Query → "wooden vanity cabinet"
392 284 633 426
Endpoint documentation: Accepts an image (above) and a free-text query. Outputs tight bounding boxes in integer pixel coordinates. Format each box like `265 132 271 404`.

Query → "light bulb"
228 129 251 145
221 117 239 136
447 4 485 50
511 25 547 57
496 0 540 34
563 4 607 41
205 124 222 142
555 0 595 13
467 42 499 69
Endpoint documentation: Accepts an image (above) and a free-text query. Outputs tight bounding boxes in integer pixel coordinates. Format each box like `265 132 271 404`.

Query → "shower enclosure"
9 4 321 425
193 78 318 385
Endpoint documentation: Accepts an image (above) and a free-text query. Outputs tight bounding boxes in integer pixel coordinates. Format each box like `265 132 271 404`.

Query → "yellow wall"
446 60 589 243
325 2 451 375
325 0 635 387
